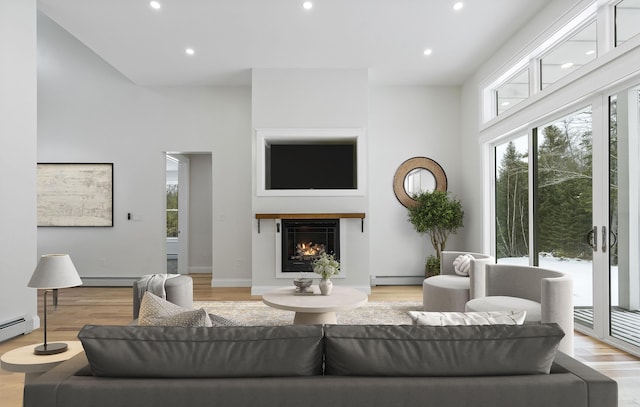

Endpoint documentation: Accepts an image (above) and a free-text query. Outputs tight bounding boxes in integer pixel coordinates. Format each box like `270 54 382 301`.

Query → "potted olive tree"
407 190 464 277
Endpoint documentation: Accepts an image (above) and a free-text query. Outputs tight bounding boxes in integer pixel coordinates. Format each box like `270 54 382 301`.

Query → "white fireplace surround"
255 128 366 197
275 218 348 279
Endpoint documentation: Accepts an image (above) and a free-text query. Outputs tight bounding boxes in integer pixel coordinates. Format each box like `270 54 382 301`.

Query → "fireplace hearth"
281 219 340 273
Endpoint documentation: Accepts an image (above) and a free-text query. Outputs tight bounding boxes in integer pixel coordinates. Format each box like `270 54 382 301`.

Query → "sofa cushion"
78 324 324 378
138 292 212 327
407 310 526 326
324 323 564 377
465 295 542 322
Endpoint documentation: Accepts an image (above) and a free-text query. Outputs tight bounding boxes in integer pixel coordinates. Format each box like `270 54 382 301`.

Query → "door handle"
602 226 607 253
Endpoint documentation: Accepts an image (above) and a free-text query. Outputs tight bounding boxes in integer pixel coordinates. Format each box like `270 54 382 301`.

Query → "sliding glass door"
535 107 595 329
494 108 595 322
608 86 640 350
493 92 640 355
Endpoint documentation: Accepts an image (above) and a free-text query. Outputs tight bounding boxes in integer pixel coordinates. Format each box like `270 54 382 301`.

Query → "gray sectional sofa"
24 323 617 407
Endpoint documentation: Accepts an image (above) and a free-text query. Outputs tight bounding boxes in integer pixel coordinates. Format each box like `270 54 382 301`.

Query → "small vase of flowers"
312 253 340 295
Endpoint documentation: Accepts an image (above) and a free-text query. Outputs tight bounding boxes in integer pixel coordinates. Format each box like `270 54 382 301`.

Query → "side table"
1 341 84 383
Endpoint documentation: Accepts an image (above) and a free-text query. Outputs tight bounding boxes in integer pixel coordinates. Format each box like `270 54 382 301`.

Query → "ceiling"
37 0 554 87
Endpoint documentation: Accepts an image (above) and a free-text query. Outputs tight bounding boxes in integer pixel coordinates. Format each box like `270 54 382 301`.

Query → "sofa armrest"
551 352 617 407
23 352 91 407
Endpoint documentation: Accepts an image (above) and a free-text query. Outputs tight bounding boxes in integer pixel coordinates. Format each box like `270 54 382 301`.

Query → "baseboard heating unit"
370 276 424 286
0 316 34 342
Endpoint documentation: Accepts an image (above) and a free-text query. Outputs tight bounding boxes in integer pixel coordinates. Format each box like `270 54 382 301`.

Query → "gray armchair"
422 251 494 312
465 264 574 355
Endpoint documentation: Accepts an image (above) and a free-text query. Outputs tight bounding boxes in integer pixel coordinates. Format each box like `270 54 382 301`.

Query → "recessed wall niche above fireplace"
255 128 366 197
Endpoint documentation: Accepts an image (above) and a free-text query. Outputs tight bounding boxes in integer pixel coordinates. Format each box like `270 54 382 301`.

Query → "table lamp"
28 254 83 355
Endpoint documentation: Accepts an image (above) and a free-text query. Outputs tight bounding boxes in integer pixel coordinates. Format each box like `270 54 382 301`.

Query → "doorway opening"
166 154 185 274
165 152 213 276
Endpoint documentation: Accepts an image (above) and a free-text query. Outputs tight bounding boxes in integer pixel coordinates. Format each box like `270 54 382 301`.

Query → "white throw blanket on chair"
137 273 180 301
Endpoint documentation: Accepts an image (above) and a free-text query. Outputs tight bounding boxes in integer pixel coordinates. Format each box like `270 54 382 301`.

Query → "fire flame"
296 242 325 257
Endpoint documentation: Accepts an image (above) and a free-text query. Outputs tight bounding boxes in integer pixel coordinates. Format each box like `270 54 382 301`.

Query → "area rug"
194 300 422 326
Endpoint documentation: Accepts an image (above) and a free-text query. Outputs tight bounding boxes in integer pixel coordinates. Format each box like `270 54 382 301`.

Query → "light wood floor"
1 274 639 407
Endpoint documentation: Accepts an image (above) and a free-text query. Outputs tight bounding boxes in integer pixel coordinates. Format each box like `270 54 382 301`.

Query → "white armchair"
465 264 574 355
422 251 494 312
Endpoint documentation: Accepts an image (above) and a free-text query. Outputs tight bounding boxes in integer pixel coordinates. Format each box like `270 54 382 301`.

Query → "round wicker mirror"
393 157 447 208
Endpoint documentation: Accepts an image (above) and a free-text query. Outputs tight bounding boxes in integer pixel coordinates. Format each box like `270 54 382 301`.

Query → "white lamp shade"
28 254 83 289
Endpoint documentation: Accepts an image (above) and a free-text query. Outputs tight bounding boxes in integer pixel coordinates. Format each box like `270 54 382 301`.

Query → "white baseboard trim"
251 285 371 296
211 278 252 288
80 277 139 287
370 276 424 286
188 266 212 274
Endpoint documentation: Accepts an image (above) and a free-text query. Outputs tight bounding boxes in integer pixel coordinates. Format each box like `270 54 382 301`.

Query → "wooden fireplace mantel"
255 213 366 233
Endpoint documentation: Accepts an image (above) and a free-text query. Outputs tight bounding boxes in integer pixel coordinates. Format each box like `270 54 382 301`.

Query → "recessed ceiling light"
302 1 313 10
585 50 596 56
149 1 161 10
423 48 433 56
185 48 195 56
453 2 464 11
561 62 574 69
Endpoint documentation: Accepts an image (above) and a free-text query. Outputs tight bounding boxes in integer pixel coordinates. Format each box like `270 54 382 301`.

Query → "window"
166 155 179 238
540 21 597 90
534 107 593 264
166 185 178 238
496 69 529 115
615 0 640 46
482 2 598 121
495 135 529 261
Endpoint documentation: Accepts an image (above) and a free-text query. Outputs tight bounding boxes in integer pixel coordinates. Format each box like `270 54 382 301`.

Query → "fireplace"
281 219 340 273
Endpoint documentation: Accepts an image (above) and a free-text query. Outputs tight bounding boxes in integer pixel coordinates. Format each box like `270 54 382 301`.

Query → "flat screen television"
266 142 357 190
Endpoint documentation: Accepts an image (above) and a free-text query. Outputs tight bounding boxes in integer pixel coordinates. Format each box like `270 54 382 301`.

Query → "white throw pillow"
452 254 474 276
407 310 527 326
139 291 212 327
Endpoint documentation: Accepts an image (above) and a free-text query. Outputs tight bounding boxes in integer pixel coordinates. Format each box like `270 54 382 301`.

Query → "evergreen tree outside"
495 140 529 259
609 96 618 266
536 108 593 260
167 184 179 238
495 107 593 261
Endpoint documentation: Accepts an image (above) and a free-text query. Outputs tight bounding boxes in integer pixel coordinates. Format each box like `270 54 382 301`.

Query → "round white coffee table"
262 286 368 324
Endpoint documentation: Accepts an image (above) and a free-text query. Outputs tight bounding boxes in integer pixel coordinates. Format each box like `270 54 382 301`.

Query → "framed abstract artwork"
37 163 114 227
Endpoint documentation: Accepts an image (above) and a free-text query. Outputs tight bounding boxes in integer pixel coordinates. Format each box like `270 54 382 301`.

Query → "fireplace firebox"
281 219 340 273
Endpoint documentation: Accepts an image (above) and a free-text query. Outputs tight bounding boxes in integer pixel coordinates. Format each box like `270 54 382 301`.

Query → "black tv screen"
266 143 357 190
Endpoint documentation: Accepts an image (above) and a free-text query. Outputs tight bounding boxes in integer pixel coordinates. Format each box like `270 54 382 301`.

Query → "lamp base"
34 342 68 355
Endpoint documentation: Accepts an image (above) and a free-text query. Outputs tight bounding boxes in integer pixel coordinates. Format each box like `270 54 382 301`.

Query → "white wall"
368 86 462 283
251 69 370 292
37 13 252 286
0 0 38 329
36 15 466 292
